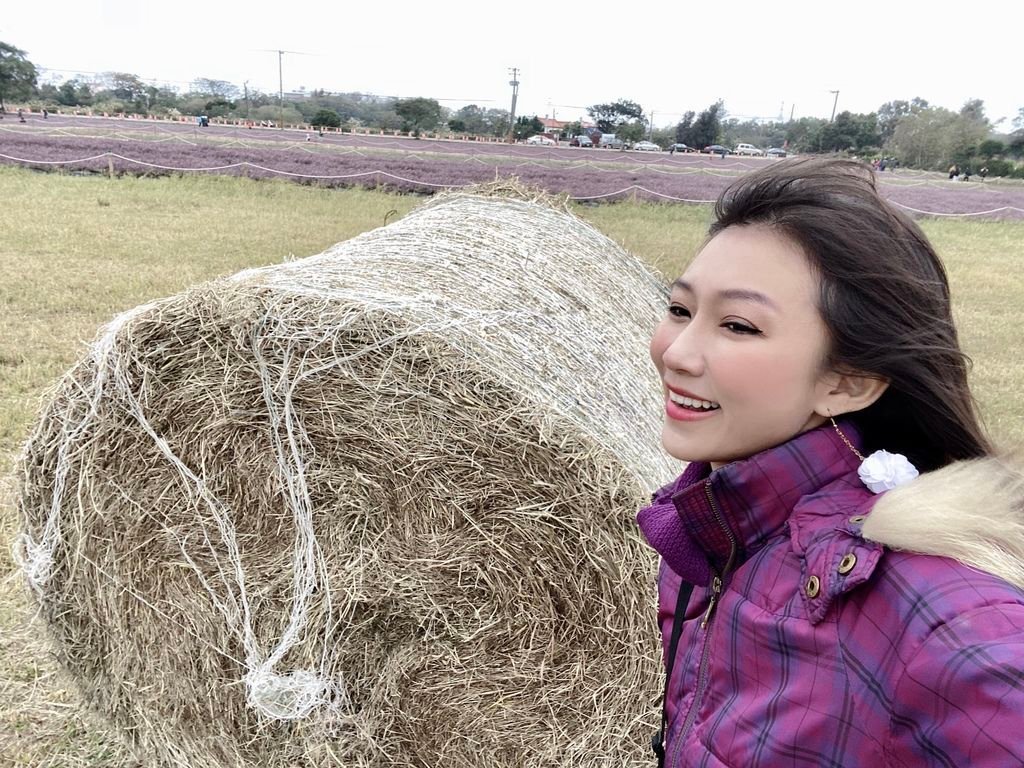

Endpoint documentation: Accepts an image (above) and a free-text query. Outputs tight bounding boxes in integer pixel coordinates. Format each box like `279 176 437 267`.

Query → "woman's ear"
814 370 889 418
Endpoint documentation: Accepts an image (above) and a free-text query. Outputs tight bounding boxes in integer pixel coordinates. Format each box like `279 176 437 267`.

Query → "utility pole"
507 67 520 143
278 50 285 129
648 110 654 141
829 90 840 122
789 104 795 122
259 49 311 129
243 80 250 121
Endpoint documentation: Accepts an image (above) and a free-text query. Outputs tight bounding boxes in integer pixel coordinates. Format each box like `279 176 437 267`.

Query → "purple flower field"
3 115 1024 219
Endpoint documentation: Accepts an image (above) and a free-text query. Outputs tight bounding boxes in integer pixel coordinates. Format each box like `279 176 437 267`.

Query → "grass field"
1 166 1022 766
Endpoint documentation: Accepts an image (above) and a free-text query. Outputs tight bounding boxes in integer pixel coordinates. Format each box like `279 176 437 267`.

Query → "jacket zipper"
670 479 737 766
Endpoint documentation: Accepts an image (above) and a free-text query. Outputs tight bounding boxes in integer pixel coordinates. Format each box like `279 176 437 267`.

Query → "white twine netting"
16 190 679 767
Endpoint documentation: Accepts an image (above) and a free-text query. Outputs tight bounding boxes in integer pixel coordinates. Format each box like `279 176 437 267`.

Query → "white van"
734 143 764 156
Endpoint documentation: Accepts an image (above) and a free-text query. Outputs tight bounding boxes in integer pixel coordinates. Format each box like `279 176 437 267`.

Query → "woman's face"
650 224 835 467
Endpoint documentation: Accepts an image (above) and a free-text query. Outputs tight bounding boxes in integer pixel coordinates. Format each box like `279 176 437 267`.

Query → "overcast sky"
4 0 1021 129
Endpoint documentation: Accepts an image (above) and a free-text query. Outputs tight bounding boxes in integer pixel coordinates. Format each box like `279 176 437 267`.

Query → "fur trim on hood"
862 455 1024 590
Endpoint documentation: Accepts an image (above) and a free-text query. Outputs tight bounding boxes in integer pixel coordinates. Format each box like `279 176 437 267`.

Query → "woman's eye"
722 320 761 335
668 304 691 319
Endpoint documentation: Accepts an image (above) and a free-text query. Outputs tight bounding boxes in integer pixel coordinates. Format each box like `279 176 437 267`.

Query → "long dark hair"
708 157 991 471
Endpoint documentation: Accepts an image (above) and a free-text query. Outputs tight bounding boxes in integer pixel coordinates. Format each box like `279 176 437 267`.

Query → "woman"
638 158 1024 767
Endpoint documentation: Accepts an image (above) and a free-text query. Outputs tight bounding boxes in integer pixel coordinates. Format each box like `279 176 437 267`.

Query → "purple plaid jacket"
637 422 1024 767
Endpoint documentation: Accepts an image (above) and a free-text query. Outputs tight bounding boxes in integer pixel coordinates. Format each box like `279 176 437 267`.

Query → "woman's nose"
660 325 705 376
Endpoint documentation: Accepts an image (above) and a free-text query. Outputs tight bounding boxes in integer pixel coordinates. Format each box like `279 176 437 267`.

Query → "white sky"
3 0 1021 129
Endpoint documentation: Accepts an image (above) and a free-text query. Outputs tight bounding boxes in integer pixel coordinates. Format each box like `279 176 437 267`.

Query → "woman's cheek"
650 322 672 371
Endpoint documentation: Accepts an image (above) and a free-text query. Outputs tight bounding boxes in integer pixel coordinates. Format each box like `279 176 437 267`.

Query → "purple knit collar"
637 421 864 586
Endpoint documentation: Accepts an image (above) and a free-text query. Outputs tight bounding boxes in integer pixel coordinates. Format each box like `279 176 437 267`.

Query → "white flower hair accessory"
857 449 919 494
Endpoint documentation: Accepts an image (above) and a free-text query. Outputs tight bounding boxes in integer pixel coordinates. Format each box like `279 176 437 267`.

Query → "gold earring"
829 415 865 462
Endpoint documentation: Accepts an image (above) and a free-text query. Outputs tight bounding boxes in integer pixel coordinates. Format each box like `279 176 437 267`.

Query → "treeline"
0 43 513 138
600 98 1024 177
3 40 1023 175
23 71 515 138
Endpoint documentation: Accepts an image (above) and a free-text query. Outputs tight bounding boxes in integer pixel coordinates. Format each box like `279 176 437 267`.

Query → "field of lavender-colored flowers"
3 114 1023 218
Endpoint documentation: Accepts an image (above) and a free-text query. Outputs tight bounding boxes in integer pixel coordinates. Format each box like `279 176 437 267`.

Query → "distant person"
962 167 971 182
948 164 959 180
42 108 48 119
980 166 989 181
18 108 26 123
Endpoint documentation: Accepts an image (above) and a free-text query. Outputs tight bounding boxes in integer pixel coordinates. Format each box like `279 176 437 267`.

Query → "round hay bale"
16 191 677 767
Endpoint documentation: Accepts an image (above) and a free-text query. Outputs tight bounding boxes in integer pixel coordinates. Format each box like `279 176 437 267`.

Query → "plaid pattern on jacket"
638 422 1024 767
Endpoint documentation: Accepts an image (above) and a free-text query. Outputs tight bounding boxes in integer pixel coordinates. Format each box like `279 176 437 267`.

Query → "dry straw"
16 183 678 767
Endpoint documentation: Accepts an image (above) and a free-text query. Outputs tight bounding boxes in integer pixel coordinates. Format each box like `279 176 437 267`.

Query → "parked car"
569 135 593 147
667 143 696 154
599 133 626 149
704 144 731 156
734 143 764 156
526 134 556 146
766 147 788 157
633 140 661 152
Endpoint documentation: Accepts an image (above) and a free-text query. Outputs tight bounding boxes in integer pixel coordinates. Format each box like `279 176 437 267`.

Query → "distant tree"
891 107 953 168
448 104 510 137
688 101 725 149
311 108 340 128
148 85 179 112
447 118 466 132
959 98 987 125
192 78 239 100
877 100 911 144
253 104 305 125
200 98 235 118
451 104 483 134
950 101 991 166
1009 108 1024 159
58 80 79 106
782 117 825 152
651 125 676 148
890 105 988 169
36 82 59 102
977 139 1004 159
102 72 147 103
0 41 39 111
877 97 931 145
818 111 880 152
512 115 544 140
562 119 583 139
587 99 644 133
674 111 696 144
617 120 646 144
394 97 442 135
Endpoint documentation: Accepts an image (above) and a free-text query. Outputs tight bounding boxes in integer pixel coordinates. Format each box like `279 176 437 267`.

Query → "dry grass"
2 167 1023 766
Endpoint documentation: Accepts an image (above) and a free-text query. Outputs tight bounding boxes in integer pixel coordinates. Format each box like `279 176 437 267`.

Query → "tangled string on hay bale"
16 187 678 767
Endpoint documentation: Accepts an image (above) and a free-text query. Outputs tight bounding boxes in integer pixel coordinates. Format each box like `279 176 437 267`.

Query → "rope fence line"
3 151 1023 216
8 126 1023 193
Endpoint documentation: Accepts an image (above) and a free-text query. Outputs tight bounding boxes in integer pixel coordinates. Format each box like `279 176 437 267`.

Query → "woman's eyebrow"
671 279 779 310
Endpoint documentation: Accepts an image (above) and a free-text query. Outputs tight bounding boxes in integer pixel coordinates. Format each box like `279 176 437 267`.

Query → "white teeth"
668 391 719 410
